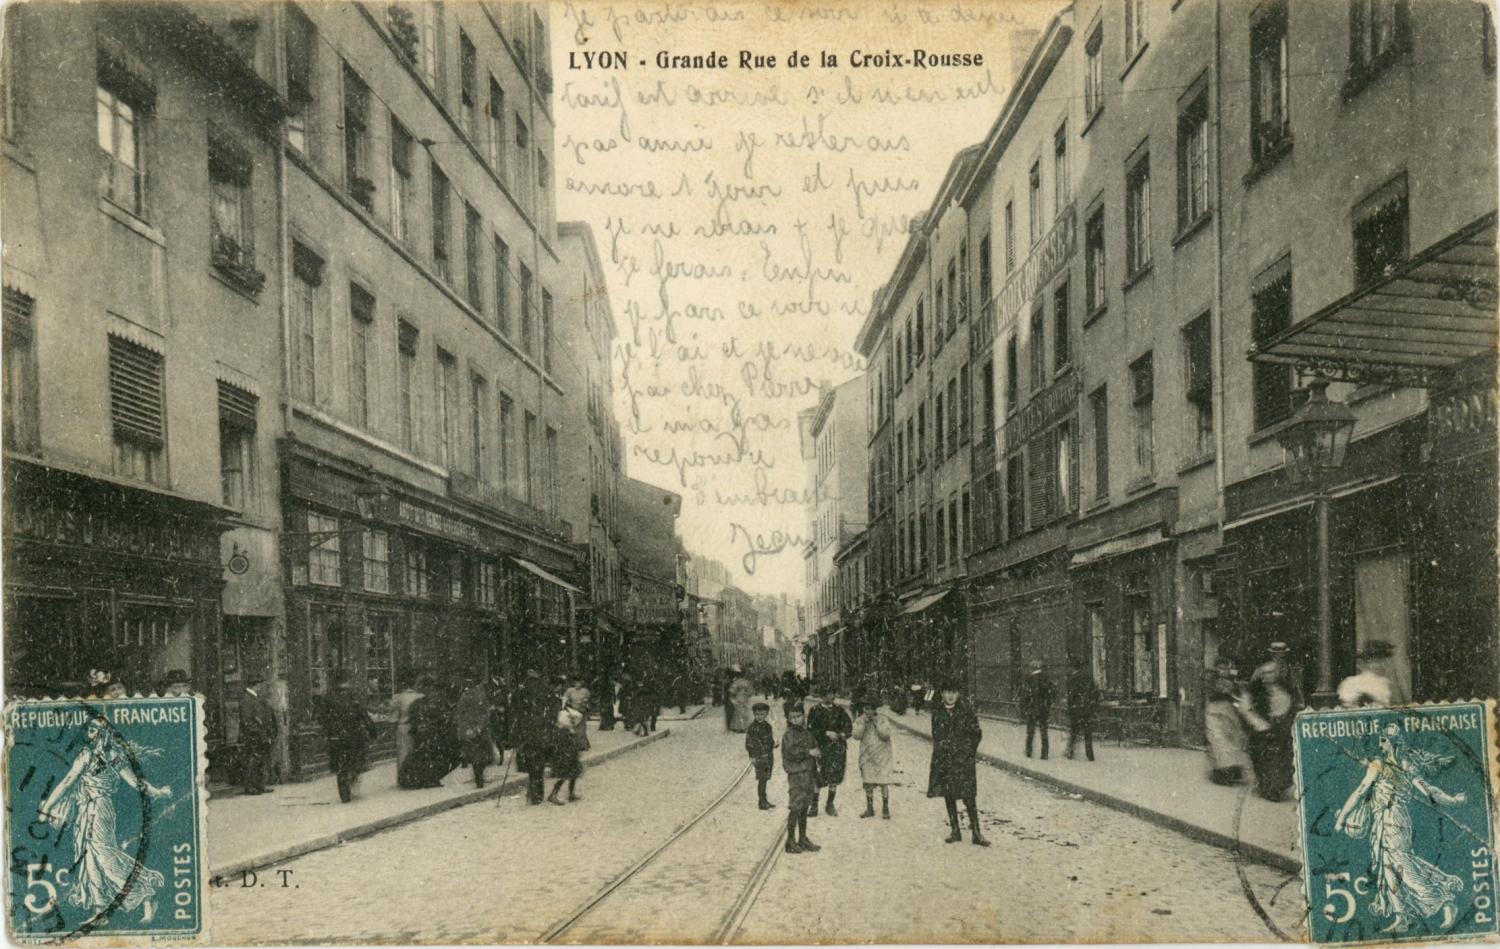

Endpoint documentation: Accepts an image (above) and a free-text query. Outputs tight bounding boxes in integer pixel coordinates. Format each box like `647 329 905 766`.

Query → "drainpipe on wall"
272 1 295 780
1211 0 1228 537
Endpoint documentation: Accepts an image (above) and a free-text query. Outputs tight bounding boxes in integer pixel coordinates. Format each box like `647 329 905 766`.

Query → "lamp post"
1270 378 1357 706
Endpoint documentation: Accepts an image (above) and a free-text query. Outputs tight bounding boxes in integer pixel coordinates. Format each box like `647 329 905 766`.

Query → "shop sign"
993 203 1076 330
1004 370 1079 454
7 495 217 565
1427 386 1497 459
384 498 483 548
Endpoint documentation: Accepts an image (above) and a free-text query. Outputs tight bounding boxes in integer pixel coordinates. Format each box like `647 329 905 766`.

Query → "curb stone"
209 727 673 882
887 716 1300 874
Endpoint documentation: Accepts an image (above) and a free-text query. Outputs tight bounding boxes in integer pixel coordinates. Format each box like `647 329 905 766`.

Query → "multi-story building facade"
2 2 288 776
807 379 868 684
273 1 577 773
617 476 684 673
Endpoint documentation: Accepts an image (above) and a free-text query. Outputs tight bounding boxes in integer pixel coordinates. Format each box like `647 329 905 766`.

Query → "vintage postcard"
1 0 1497 943
5 695 208 943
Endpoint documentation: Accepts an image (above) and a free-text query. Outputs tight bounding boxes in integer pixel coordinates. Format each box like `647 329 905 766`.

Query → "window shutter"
4 287 34 330
218 380 257 430
108 335 164 446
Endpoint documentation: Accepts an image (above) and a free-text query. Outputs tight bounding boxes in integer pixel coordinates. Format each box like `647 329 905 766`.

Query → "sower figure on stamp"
746 701 776 809
319 673 377 804
930 680 990 846
780 701 822 854
1021 661 1055 760
1244 641 1302 802
807 687 852 816
1064 664 1098 762
238 674 277 794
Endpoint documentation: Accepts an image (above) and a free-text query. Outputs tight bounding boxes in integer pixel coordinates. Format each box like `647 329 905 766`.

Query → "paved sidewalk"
888 710 1300 872
208 722 673 881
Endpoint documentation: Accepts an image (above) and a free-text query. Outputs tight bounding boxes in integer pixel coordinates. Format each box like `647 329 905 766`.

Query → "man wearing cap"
509 666 557 805
807 687 852 816
238 675 276 795
1020 661 1055 760
1337 640 1401 709
745 701 776 809
1244 642 1303 802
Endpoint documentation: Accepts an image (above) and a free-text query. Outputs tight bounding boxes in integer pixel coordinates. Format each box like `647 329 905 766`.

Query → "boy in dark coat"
780 701 821 853
746 702 776 809
930 682 990 846
1020 661 1055 760
806 689 852 816
318 675 377 804
1064 665 1099 762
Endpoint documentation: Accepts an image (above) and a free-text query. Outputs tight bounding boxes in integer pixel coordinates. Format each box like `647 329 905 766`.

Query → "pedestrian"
780 701 822 854
548 694 585 805
728 666 754 732
1244 642 1303 802
392 674 425 779
1021 660 1055 760
910 681 926 715
1337 639 1400 709
594 671 617 731
647 673 662 733
399 681 457 789
1064 664 1098 762
510 667 557 805
807 687 852 817
929 680 990 846
238 675 276 795
746 701 776 809
318 674 376 804
1204 659 1252 786
455 677 494 788
852 693 894 819
163 669 194 698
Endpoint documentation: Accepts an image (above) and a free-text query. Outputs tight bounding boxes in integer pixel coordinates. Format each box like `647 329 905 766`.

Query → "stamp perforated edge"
2 693 212 946
1292 697 1500 947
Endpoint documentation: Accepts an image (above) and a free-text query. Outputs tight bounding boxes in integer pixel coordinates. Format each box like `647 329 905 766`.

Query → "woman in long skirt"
548 700 585 805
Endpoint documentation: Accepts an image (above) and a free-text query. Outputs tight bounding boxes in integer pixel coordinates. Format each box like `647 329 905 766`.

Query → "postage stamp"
5 696 207 944
1294 700 1499 945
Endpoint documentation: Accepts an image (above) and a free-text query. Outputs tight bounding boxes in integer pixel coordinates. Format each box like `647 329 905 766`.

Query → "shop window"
1085 205 1106 314
362 530 390 593
1177 86 1211 231
404 540 429 597
1251 260 1294 430
307 608 345 696
1131 352 1155 480
1353 175 1408 287
390 117 414 248
1084 23 1104 121
1088 605 1109 694
477 561 497 607
431 161 451 282
1090 385 1110 499
1129 595 1157 697
1183 313 1214 457
397 320 419 452
1250 0 1290 167
1125 149 1152 277
449 553 465 602
308 511 341 586
291 243 325 404
218 382 258 511
4 287 39 452
464 203 483 309
364 613 395 700
342 63 373 211
494 236 511 334
108 334 165 485
285 5 317 157
348 283 374 428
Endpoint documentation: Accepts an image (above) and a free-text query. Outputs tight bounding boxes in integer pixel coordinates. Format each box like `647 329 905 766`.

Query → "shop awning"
1247 212 1497 389
1069 528 1168 569
512 557 583 595
901 590 950 615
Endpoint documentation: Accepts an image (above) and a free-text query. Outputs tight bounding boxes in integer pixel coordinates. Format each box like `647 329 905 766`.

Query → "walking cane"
493 744 516 807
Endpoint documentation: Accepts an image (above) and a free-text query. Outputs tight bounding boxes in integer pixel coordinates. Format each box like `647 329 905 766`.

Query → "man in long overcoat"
1020 661 1055 760
455 678 494 788
238 675 277 794
319 674 377 804
509 667 557 805
929 681 990 846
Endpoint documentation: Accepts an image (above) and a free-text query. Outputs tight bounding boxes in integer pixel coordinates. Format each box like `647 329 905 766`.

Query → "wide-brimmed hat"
1358 639 1395 660
164 669 191 686
1268 642 1290 655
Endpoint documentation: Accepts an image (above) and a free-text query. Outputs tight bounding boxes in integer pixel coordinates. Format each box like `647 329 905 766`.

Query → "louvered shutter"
108 335 164 446
218 381 257 431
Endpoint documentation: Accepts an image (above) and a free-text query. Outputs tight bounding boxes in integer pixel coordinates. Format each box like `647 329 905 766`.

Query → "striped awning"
513 557 583 595
901 590 949 615
1248 212 1497 389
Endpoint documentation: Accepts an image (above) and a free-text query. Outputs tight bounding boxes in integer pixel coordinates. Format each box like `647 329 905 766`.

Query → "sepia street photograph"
1 0 1497 944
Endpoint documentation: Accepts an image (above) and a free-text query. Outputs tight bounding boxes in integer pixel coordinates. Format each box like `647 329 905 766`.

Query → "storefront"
968 534 1070 715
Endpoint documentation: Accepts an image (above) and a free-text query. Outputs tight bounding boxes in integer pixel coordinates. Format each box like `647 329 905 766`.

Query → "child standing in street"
781 702 822 853
746 701 776 809
852 696 894 819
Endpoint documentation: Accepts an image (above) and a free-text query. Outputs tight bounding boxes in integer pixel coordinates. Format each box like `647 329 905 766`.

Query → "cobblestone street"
211 712 1306 944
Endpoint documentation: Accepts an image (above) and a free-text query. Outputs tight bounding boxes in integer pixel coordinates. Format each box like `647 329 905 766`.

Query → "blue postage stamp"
5 696 207 943
1294 700 1499 945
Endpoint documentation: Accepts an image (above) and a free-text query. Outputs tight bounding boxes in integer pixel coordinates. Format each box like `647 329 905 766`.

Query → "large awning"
901 590 950 615
512 557 583 595
1247 212 1497 389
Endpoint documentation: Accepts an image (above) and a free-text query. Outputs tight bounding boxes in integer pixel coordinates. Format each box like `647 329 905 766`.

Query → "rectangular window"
436 349 458 468
209 135 253 271
285 5 317 157
541 291 554 374
348 283 374 428
96 83 144 215
1085 24 1104 120
488 78 505 172
308 511 341 586
458 30 477 137
292 244 325 403
546 425 559 515
906 418 915 477
1251 263 1294 429
218 382 257 510
1053 280 1071 371
494 236 511 334
397 320 419 452
363 614 395 699
1126 151 1152 275
948 497 959 563
1029 161 1043 244
448 553 464 601
1004 200 1016 272
914 301 925 361
1090 385 1110 499
1086 206 1106 313
960 488 971 555
514 115 532 211
979 234 992 309
1125 0 1146 61
981 358 995 443
524 410 537 503
1250 1 1290 164
1054 123 1070 210
919 505 928 570
1131 352 1155 479
959 364 971 444
431 161 451 281
390 118 414 247
1353 176 1409 287
464 202 483 308
421 2 445 94
342 64 372 210
1005 453 1024 538
917 400 926 466
895 428 905 483
947 378 959 455
108 335 165 484
946 261 958 335
935 505 947 566
362 530 390 593
405 539 428 597
3 289 39 452
934 285 945 354
905 320 914 376
1129 596 1156 696
1029 430 1055 526
935 392 946 463
470 373 488 479
1057 419 1075 514
477 561 497 607
1089 605 1109 693
1184 313 1214 457
1177 88 1211 230
1029 306 1046 392
959 241 970 320
520 262 534 356
498 392 515 493
1004 334 1019 413
1349 0 1410 77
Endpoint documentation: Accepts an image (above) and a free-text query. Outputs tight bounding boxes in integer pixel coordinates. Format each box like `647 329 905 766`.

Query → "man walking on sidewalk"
319 674 376 804
1021 661 1055 760
238 675 276 795
509 667 556 805
1064 664 1098 762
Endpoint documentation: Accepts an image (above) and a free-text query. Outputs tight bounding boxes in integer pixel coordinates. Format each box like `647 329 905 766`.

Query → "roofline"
557 221 616 342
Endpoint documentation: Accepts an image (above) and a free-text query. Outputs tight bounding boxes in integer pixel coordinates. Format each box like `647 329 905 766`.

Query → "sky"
552 0 1060 599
